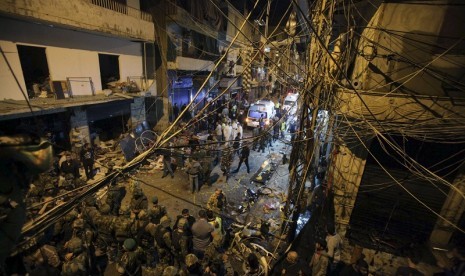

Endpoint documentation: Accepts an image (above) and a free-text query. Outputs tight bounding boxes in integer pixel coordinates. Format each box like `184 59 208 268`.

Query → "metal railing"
88 0 152 22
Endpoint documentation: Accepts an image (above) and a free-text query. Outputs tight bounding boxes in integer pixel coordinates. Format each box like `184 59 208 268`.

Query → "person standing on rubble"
191 210 214 260
207 188 227 214
186 156 203 193
233 143 250 174
61 152 80 179
116 238 145 276
171 218 191 267
220 144 233 180
148 196 167 225
129 187 148 219
80 142 95 181
161 149 174 179
106 176 124 216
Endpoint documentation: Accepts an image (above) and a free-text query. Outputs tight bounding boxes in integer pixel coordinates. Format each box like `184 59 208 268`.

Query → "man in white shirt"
325 224 342 274
215 122 223 142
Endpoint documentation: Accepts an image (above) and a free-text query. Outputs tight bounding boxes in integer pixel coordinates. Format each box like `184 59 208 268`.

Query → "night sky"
230 0 292 27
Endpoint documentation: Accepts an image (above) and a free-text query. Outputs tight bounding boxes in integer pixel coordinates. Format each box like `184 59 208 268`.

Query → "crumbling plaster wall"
0 0 154 42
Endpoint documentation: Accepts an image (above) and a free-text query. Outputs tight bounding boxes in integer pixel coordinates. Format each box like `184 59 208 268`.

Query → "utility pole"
284 0 336 241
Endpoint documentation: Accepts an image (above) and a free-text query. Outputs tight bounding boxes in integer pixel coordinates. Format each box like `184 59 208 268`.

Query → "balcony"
0 0 155 42
164 0 219 40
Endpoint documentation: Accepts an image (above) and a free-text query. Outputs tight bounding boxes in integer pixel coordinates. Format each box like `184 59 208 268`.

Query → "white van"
245 100 276 128
283 93 299 115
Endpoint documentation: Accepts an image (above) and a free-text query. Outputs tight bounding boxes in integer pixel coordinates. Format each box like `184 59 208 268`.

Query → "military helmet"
72 218 84 229
85 196 96 206
177 218 187 229
123 238 136 251
162 266 179 276
151 196 159 204
160 215 171 226
65 210 78 221
67 237 83 254
44 183 55 191
133 187 143 196
100 204 111 215
65 173 74 180
185 254 199 267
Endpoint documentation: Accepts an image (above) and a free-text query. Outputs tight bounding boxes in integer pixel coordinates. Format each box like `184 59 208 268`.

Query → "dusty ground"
103 128 293 274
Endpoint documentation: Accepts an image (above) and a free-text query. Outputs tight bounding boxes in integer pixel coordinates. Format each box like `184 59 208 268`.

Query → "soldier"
134 210 156 268
171 217 191 266
60 153 80 180
61 173 76 190
61 237 89 276
220 145 233 180
186 156 202 193
24 243 61 275
106 179 124 216
93 204 116 264
152 215 173 265
80 142 95 181
207 188 227 214
252 127 260 151
233 143 250 174
71 218 95 272
206 209 225 248
197 146 213 186
129 187 148 219
259 128 267 153
185 254 202 275
114 215 136 259
173 209 196 237
116 238 145 276
148 196 167 225
52 209 78 249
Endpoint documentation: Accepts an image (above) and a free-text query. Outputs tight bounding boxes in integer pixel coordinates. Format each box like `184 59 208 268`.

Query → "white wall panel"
119 55 143 84
0 40 27 100
47 47 102 95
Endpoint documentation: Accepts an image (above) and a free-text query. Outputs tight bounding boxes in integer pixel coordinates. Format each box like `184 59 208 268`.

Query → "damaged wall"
0 0 154 42
0 17 144 100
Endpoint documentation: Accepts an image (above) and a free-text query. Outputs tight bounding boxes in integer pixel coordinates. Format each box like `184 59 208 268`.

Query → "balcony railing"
88 0 152 22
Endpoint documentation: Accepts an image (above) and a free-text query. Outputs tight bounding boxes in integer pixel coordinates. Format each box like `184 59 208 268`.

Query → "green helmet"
133 187 143 196
160 215 171 226
162 266 178 276
44 183 55 191
67 237 83 254
100 204 111 215
185 254 198 267
123 238 136 251
85 196 96 206
177 218 187 229
72 218 84 229
151 196 159 204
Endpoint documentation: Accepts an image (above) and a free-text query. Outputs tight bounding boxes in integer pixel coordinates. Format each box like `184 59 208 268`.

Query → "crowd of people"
12 167 241 276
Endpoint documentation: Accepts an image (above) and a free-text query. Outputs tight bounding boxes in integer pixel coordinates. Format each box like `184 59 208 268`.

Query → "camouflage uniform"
220 147 233 180
252 127 260 150
147 196 167 225
171 218 191 266
116 238 145 276
150 216 172 265
93 204 116 259
129 187 148 219
61 237 88 276
199 148 213 186
207 190 227 213
114 216 136 259
106 182 124 216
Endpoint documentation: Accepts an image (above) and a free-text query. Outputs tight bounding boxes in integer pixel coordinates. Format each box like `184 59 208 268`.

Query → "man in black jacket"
233 144 250 173
80 143 95 180
61 153 80 179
